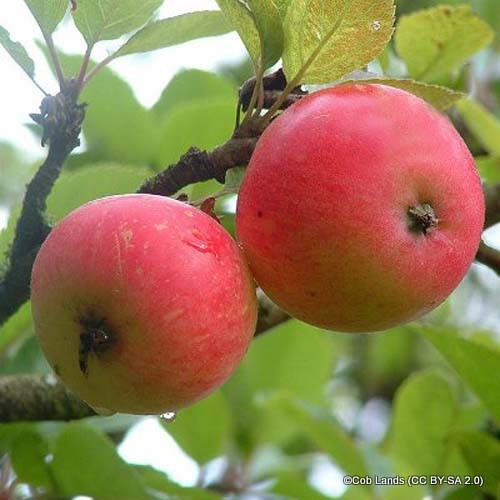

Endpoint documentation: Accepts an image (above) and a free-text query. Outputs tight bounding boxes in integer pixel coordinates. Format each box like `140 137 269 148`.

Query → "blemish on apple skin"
185 211 195 218
135 267 144 275
163 309 184 323
121 228 133 248
155 222 168 231
183 229 218 256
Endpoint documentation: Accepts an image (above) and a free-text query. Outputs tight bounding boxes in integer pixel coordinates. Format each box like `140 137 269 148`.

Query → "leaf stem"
82 52 116 87
260 0 351 125
43 31 65 87
241 65 265 126
76 43 94 90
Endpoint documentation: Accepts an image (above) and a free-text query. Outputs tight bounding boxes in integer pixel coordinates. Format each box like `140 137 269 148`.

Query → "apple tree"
0 1 499 499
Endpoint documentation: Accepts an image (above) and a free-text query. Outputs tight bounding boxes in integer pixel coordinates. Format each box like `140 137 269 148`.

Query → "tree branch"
138 137 258 197
484 183 500 230
0 375 94 422
475 241 500 275
0 90 86 327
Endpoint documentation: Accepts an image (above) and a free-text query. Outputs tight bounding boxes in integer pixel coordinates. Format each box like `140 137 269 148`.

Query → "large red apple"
236 84 484 332
31 194 257 414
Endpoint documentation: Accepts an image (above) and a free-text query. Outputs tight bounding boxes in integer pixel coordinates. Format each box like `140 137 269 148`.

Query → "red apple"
236 84 484 332
31 194 257 414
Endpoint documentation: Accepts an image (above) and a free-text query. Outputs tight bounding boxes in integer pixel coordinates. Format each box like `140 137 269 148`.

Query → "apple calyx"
79 315 115 376
407 203 438 235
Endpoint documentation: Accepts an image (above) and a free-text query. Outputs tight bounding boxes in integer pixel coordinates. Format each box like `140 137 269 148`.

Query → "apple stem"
407 203 439 235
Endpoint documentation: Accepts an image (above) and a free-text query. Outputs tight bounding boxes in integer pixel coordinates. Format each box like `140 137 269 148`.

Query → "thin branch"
484 183 500 229
138 137 258 196
476 241 500 275
82 52 116 87
0 90 86 326
42 32 65 87
255 290 290 336
0 375 94 422
76 44 94 90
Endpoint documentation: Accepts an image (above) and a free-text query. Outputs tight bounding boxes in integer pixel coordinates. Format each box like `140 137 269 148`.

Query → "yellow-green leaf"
389 370 458 476
340 78 463 110
0 26 35 79
114 11 232 59
422 327 500 423
395 5 494 83
456 99 500 157
274 0 291 19
268 395 371 480
72 0 162 45
475 156 500 184
454 431 500 496
215 0 261 68
283 0 395 84
248 0 284 68
24 0 67 35
47 163 152 221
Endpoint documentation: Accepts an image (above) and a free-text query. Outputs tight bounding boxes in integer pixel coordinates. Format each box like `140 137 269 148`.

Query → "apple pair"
31 84 484 414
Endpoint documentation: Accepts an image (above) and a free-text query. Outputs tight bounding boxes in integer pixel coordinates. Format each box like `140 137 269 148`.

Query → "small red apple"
236 84 484 332
31 194 257 414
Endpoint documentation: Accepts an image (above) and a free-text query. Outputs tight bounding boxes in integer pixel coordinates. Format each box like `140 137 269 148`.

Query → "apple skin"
31 194 257 414
236 84 484 332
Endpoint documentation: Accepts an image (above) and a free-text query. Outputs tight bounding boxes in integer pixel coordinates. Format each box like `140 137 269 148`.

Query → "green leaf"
456 99 500 157
282 0 395 84
0 303 32 354
24 0 67 35
272 472 331 500
339 78 463 111
51 423 150 499
114 11 232 59
153 69 236 119
422 328 500 423
10 430 52 488
0 206 20 268
475 156 500 184
215 0 261 68
225 167 246 191
274 0 292 19
248 0 284 68
454 431 500 495
79 69 159 165
0 25 35 79
134 465 221 499
47 163 152 221
269 396 370 479
0 335 50 375
72 0 162 45
39 50 159 166
389 370 458 476
222 320 336 452
395 5 494 83
165 391 232 464
239 320 334 402
155 99 236 168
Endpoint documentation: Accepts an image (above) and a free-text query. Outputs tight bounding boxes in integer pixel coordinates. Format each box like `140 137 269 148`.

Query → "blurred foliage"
0 0 499 499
